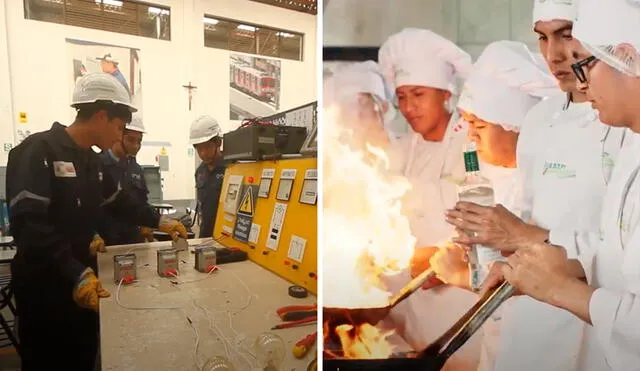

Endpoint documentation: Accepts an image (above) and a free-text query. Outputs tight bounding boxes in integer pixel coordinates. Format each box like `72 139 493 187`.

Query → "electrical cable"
170 265 218 285
115 278 182 310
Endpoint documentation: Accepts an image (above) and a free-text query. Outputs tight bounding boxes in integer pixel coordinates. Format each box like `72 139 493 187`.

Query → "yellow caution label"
238 187 254 216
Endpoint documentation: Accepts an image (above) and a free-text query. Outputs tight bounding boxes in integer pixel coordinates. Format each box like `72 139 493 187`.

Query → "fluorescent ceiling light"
95 0 123 6
148 7 169 15
203 17 219 25
277 32 296 38
237 25 256 32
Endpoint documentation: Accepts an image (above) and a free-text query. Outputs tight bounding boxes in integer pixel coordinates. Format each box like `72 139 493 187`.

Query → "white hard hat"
71 73 137 112
125 113 145 133
189 115 222 145
96 53 119 65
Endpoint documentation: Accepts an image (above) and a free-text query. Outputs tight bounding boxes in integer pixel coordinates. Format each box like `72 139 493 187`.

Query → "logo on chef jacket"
602 151 615 168
542 161 576 178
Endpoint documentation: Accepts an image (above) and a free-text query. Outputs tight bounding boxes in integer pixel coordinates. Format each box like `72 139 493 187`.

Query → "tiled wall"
324 0 539 59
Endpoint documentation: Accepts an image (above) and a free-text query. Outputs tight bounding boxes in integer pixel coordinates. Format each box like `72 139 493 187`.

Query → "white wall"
1 0 317 201
0 1 15 167
323 0 537 59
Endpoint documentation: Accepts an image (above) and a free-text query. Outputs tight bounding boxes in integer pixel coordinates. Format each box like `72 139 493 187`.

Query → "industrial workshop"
0 0 318 370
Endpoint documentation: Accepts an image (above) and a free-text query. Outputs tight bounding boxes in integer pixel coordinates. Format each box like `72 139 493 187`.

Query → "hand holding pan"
323 268 436 326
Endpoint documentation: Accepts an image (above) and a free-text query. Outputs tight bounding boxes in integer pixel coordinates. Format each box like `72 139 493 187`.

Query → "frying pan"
323 281 516 371
323 268 436 326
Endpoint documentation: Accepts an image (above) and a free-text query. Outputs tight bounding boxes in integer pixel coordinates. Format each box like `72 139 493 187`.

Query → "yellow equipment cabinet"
213 157 318 295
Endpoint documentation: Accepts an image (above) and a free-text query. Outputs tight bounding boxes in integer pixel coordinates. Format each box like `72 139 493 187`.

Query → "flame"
322 103 417 309
335 323 394 359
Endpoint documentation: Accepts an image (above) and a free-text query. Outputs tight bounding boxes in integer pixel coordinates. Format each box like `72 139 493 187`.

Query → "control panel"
212 158 317 294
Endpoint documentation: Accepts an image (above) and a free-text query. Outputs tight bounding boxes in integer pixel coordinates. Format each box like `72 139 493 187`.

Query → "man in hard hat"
97 112 156 246
190 115 225 238
5 72 187 369
97 53 130 96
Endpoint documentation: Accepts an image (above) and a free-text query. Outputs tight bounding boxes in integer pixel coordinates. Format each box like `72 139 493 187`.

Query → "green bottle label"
464 150 480 172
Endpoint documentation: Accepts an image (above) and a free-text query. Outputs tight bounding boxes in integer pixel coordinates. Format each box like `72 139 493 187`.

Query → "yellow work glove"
157 216 188 240
89 234 107 256
73 268 111 312
140 226 155 242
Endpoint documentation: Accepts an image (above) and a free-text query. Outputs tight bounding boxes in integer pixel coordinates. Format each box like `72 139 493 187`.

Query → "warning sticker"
237 186 255 216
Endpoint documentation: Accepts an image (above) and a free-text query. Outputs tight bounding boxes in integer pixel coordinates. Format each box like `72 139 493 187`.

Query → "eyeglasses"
571 55 597 83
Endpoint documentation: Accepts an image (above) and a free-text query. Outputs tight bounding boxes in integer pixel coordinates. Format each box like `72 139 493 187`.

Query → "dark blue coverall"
99 150 153 245
6 123 160 370
195 161 226 238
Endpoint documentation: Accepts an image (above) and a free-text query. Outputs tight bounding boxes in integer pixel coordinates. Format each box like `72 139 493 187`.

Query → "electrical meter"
223 175 244 215
258 168 276 198
276 169 297 201
195 246 217 273
299 169 318 205
157 249 179 277
113 254 137 284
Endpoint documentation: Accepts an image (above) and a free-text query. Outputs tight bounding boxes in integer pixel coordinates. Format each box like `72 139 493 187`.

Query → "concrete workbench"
97 239 317 371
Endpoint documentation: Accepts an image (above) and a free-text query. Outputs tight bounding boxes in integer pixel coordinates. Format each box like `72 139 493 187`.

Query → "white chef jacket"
547 131 640 371
474 162 521 371
386 114 467 247
383 114 482 370
495 94 625 371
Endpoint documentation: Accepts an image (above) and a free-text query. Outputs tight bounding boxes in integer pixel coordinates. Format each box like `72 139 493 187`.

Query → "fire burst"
322 103 416 309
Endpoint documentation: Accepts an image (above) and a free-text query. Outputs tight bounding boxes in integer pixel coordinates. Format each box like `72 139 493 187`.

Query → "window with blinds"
204 15 304 61
249 0 317 15
23 0 171 41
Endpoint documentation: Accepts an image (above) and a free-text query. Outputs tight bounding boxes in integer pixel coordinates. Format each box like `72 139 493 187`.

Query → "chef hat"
532 0 577 25
327 61 390 103
574 0 640 77
457 40 560 132
378 28 472 94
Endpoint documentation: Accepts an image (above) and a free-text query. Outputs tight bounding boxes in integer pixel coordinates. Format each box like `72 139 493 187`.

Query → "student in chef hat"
378 28 472 141
323 60 394 149
495 1 640 370
457 40 558 168
376 28 483 371
572 0 640 125
417 40 559 371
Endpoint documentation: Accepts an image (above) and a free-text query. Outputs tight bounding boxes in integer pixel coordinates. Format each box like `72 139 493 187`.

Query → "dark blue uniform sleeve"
100 165 160 228
6 144 86 282
95 207 121 245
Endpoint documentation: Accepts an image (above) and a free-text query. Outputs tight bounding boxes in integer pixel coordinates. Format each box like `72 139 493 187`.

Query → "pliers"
272 304 317 330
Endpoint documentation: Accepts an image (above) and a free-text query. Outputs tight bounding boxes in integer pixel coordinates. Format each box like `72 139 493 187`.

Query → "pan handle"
388 268 436 309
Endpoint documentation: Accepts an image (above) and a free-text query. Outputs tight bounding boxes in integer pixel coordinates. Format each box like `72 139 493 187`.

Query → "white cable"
215 266 253 313
184 311 202 370
115 279 182 310
170 266 219 285
225 311 255 369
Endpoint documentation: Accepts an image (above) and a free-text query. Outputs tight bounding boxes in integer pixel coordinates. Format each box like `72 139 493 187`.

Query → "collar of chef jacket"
549 93 598 127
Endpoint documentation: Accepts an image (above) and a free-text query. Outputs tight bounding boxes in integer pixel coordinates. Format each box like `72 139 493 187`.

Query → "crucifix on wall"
183 81 197 111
